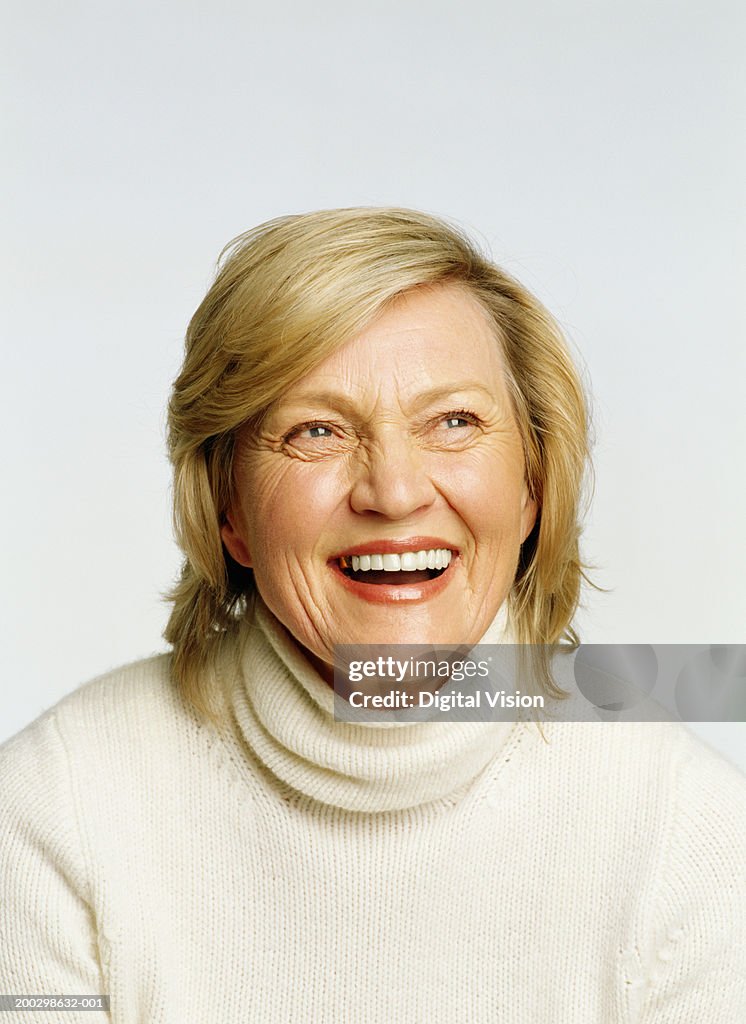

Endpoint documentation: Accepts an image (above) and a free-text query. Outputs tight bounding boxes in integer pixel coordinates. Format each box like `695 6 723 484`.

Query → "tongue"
349 569 434 585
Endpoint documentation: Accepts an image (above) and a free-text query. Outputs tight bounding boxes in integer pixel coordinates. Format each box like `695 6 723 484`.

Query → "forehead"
292 283 508 399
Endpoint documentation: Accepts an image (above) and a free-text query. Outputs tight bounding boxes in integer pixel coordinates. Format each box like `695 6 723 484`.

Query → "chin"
335 611 476 649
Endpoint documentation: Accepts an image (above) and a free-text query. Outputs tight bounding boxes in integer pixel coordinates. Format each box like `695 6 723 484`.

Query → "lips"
328 537 458 602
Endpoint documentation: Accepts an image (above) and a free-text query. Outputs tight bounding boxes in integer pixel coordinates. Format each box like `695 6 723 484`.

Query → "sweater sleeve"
627 729 746 1023
0 712 110 1023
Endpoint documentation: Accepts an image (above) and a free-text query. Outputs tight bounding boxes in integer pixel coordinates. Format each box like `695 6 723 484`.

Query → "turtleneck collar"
223 597 516 813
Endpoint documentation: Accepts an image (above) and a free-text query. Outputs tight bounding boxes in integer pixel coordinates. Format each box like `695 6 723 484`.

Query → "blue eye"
289 423 336 441
444 415 471 429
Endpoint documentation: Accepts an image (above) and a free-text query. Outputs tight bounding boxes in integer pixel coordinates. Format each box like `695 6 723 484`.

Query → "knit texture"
1 601 745 1022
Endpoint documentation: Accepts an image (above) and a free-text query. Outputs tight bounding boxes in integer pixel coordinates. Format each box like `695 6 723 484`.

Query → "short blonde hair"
165 207 593 723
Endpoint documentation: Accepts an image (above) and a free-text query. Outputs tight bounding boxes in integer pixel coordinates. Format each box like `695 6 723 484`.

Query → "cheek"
242 460 350 560
436 451 526 536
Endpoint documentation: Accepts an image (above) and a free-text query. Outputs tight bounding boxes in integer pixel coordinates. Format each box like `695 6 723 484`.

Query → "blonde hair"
165 207 593 723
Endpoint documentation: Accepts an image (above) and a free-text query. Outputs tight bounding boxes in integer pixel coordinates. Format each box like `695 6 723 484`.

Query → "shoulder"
0 651 208 813
0 649 235 906
540 714 744 784
1 651 161 743
646 723 746 872
533 718 746 848
528 720 746 1012
0 655 194 994
654 724 746 886
618 726 746 1014
53 650 181 730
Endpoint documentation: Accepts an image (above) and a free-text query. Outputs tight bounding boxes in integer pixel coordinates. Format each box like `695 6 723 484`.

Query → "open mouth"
338 548 453 585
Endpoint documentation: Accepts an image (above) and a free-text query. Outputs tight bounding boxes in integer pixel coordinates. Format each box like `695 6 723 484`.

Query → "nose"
349 427 437 519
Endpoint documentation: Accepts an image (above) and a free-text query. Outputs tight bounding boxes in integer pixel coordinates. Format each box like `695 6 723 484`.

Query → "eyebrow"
277 382 501 418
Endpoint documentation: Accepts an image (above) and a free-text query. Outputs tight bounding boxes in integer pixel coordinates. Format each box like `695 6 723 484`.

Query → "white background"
2 1 744 767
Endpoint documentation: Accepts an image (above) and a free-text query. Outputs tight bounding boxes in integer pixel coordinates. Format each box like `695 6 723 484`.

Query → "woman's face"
222 283 538 680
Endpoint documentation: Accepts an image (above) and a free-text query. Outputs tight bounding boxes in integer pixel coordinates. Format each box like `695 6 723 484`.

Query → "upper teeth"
341 548 453 571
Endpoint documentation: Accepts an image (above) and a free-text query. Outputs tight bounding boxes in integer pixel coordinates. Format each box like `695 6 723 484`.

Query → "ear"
220 512 253 568
519 488 539 545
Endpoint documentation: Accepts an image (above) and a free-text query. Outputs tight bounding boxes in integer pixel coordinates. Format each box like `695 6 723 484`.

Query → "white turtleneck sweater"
1 601 745 1022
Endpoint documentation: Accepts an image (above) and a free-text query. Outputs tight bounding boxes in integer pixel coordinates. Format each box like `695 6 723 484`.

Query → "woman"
1 208 745 1021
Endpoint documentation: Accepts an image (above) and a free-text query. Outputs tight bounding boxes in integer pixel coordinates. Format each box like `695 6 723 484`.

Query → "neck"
218 595 517 813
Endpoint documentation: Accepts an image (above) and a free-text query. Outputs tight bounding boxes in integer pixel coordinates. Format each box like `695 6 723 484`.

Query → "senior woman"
1 208 745 1022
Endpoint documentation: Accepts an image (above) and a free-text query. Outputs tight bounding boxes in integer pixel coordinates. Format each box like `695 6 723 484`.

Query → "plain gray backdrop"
2 1 744 768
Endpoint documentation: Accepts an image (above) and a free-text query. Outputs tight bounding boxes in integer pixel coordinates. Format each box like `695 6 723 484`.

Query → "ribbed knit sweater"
2 600 745 1023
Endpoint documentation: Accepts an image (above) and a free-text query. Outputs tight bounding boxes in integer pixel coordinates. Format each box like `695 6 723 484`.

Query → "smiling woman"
1 208 745 1023
165 208 587 722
